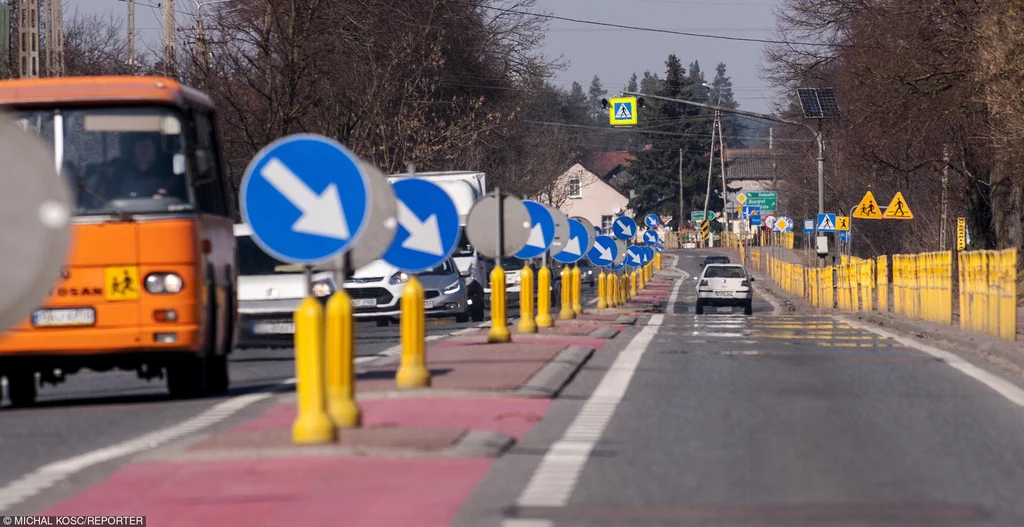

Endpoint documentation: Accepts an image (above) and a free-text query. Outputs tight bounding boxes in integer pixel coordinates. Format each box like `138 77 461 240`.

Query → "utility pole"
17 0 39 77
718 114 727 227
196 15 210 71
939 144 950 250
127 0 135 69
43 0 63 76
162 0 176 77
678 147 684 235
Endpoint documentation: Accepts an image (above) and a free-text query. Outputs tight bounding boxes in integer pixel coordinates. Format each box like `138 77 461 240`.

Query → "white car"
694 263 754 315
346 258 476 326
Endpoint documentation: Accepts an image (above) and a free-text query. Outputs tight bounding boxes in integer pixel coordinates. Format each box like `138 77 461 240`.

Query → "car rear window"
705 256 730 264
704 266 746 278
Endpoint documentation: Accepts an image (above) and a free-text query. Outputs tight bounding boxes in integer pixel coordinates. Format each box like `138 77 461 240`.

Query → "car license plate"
253 322 294 334
32 308 95 327
424 300 434 309
714 291 733 297
351 298 377 308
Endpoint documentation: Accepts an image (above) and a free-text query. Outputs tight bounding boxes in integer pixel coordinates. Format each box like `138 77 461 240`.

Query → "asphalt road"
0 282 597 515
457 250 1024 527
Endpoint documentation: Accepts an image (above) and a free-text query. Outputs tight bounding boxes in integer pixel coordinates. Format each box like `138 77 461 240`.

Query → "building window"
601 215 613 234
568 177 581 198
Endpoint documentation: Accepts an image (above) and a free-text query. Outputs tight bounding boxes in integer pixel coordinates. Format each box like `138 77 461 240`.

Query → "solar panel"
797 87 840 119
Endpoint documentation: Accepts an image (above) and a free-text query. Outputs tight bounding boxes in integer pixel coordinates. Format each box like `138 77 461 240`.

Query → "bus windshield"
14 106 195 215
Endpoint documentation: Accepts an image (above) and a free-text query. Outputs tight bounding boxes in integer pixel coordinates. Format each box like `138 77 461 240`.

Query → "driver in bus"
119 134 185 201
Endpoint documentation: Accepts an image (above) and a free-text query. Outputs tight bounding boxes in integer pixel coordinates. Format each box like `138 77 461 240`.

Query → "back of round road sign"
0 115 73 333
465 192 531 259
545 205 571 257
571 216 597 255
320 161 397 271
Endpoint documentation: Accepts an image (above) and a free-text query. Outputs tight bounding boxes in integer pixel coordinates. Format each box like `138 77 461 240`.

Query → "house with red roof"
555 151 635 235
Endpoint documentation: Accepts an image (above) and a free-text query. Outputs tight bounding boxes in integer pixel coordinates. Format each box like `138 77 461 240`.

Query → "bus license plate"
253 322 295 334
32 308 96 327
352 298 377 308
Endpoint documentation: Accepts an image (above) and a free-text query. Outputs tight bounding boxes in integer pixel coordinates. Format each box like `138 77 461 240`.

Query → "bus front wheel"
6 371 37 407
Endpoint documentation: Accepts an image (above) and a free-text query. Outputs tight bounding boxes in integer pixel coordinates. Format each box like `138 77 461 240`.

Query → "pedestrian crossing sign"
853 191 883 219
817 213 836 232
609 97 638 126
882 191 913 219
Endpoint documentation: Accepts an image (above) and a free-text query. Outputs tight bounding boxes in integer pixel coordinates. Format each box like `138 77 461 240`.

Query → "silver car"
694 263 754 315
234 224 336 347
345 258 474 326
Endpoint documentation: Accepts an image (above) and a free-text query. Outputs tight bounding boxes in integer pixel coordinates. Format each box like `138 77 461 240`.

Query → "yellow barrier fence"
959 248 1017 340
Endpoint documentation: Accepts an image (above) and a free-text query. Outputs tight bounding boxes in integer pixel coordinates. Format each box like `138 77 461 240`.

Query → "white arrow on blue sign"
381 178 460 273
643 230 659 246
240 134 370 265
612 216 638 240
587 235 618 267
655 244 663 253
553 218 590 264
625 245 645 267
644 246 654 264
644 214 660 228
515 200 555 259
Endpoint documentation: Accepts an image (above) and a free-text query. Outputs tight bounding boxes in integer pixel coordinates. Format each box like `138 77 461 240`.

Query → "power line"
467 2 833 47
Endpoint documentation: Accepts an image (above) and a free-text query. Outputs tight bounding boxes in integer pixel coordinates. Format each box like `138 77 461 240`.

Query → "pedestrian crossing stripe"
817 213 836 232
615 103 632 120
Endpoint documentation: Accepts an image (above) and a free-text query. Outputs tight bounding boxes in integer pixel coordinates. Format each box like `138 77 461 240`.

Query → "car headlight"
443 280 461 294
389 271 410 285
145 273 184 294
311 279 333 297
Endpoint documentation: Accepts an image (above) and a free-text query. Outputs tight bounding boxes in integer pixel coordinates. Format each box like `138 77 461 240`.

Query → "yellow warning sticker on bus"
104 266 141 301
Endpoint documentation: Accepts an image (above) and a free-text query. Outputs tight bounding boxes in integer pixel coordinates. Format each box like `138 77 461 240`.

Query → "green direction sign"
690 210 717 222
740 191 777 211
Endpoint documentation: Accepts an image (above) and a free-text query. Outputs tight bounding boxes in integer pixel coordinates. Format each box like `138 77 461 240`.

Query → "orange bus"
0 76 238 406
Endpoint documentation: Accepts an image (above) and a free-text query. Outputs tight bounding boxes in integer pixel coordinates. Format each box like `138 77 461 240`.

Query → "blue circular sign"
643 230 660 246
515 201 555 259
641 246 653 264
612 216 638 241
241 134 370 265
381 178 461 273
553 218 589 264
625 245 645 268
645 214 660 228
587 235 618 267
609 261 626 272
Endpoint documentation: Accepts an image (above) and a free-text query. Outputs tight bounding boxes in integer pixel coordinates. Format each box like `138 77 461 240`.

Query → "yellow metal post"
536 265 554 327
572 264 583 315
397 276 431 388
292 296 335 444
630 269 638 297
622 272 629 303
488 265 512 342
517 264 537 333
559 266 575 320
597 269 608 309
325 289 360 428
655 252 662 270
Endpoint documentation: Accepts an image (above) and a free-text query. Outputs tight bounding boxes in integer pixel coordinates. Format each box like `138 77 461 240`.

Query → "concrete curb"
615 315 638 325
516 345 595 398
451 430 516 458
588 327 620 339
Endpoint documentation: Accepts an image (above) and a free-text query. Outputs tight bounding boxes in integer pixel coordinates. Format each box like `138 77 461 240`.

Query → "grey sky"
538 0 781 114
73 0 781 114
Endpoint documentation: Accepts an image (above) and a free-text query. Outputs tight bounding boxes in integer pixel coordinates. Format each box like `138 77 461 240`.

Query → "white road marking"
0 391 272 512
665 272 687 315
511 310 668 511
838 316 1024 408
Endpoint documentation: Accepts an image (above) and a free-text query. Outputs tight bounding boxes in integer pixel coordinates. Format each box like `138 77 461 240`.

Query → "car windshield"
237 235 297 275
422 259 456 276
453 231 474 258
704 266 746 279
705 256 730 265
14 106 194 215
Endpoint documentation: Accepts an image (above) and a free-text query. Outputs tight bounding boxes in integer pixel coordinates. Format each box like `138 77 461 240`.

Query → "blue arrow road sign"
612 216 638 240
803 219 814 233
593 225 602 237
240 134 369 265
381 178 460 273
817 213 837 233
639 246 651 264
840 230 851 243
656 244 663 253
587 235 618 267
742 206 760 220
645 214 660 228
553 218 590 264
609 260 626 272
625 245 645 267
643 230 660 246
515 200 555 259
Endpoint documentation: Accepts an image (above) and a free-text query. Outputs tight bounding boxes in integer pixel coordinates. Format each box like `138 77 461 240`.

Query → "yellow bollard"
397 276 431 388
597 270 608 309
325 289 361 428
621 273 629 303
559 266 575 319
536 265 554 328
608 272 617 307
572 265 583 315
631 270 638 297
292 296 336 444
637 264 645 290
655 252 662 270
488 265 512 342
517 264 537 333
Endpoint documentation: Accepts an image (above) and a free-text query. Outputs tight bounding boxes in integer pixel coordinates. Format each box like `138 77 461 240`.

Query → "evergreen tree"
626 72 638 93
586 75 607 122
640 70 662 95
563 81 590 125
626 55 718 229
688 60 706 86
710 62 745 148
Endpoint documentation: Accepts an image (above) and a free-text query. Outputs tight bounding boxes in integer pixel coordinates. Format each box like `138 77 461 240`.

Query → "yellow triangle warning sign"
853 191 883 219
882 191 913 219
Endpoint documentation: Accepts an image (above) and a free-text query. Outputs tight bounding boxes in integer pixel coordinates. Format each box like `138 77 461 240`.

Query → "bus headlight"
145 273 184 294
